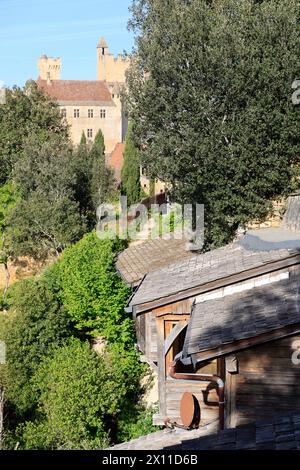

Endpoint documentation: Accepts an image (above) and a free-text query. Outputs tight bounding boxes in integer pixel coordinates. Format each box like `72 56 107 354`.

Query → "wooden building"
124 194 300 431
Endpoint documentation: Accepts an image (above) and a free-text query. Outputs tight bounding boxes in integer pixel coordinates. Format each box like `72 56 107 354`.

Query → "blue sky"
0 0 134 88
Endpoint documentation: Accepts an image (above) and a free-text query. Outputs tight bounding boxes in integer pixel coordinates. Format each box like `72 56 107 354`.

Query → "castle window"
88 109 94 118
100 109 106 119
87 129 93 139
61 108 67 118
74 109 80 118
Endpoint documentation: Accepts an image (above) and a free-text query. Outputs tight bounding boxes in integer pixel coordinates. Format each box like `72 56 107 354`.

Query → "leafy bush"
116 404 159 443
53 232 131 340
0 278 75 416
19 339 120 450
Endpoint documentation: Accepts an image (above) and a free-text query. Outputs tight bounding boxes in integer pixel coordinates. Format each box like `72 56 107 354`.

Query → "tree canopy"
121 123 142 205
53 232 131 339
127 0 300 248
0 81 68 185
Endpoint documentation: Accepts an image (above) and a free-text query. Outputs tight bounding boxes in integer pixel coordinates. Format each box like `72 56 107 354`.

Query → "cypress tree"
121 123 141 206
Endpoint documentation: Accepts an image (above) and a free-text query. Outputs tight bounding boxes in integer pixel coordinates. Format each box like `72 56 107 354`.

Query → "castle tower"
96 37 130 83
38 54 61 81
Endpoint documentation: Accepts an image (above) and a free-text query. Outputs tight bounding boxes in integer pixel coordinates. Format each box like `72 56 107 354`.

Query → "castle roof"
36 78 113 104
97 37 108 49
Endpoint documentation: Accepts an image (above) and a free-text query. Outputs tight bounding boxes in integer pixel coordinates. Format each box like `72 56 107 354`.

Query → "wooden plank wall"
233 335 300 426
165 378 219 426
145 312 158 363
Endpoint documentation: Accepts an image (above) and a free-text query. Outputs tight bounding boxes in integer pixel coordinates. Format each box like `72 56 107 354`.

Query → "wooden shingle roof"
117 238 195 287
109 413 300 450
128 194 300 312
128 242 300 311
173 413 300 450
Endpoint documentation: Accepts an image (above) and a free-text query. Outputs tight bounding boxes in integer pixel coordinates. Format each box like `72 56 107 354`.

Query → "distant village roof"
182 268 300 360
106 143 124 185
117 238 195 287
109 413 300 450
128 195 300 312
37 78 113 105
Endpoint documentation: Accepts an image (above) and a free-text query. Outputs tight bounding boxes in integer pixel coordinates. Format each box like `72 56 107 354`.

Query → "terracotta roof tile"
37 78 112 103
107 143 124 183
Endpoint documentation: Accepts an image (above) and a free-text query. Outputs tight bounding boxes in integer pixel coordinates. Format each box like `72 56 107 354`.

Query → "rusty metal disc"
180 392 200 428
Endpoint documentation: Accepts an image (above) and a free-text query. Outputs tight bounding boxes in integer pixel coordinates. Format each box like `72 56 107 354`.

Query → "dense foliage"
127 0 300 248
20 340 121 450
10 134 86 258
0 278 74 417
53 232 130 338
121 123 142 205
0 235 149 449
90 130 115 211
0 81 68 185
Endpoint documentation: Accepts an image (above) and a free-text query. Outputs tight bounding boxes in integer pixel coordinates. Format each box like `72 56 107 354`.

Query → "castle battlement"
96 37 130 83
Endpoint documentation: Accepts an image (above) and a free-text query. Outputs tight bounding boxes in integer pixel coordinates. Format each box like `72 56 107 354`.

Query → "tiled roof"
116 238 195 287
109 413 300 450
128 241 300 308
128 195 300 309
108 423 217 451
182 269 300 358
37 78 113 104
172 413 300 450
106 143 124 184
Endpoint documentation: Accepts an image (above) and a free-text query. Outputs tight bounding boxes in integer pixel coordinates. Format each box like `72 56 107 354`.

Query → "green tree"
0 183 18 303
90 130 115 211
127 0 300 248
121 123 141 205
0 278 74 416
10 134 86 259
80 130 87 146
0 81 68 185
54 232 131 340
19 339 124 450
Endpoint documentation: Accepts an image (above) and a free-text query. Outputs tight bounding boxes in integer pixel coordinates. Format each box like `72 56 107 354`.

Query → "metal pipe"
168 361 225 430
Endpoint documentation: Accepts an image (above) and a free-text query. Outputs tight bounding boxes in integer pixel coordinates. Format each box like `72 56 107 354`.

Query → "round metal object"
180 392 200 428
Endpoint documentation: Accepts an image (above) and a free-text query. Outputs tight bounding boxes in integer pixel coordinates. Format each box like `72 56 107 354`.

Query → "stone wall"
247 198 287 230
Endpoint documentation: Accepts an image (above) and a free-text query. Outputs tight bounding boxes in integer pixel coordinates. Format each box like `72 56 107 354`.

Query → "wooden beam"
164 321 187 356
156 317 167 417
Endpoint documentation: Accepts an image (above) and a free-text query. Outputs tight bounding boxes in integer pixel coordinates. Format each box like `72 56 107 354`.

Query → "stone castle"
37 37 129 155
36 37 166 195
